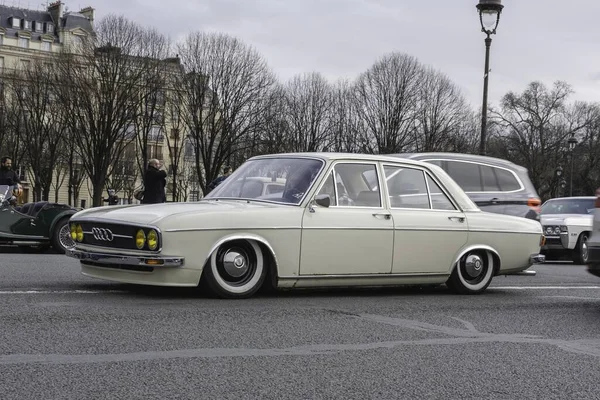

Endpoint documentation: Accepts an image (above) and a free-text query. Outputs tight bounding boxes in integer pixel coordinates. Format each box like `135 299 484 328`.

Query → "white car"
540 196 595 264
65 153 545 298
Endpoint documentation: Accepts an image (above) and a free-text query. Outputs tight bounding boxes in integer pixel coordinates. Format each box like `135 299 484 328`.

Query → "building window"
46 23 53 33
20 59 30 70
0 57 4 73
0 35 3 46
41 41 51 51
35 22 43 32
23 20 31 30
18 38 29 49
11 18 20 29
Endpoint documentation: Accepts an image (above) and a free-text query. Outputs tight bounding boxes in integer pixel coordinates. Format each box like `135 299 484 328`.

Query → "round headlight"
135 229 146 249
147 229 158 250
76 224 83 242
553 227 561 235
70 223 77 240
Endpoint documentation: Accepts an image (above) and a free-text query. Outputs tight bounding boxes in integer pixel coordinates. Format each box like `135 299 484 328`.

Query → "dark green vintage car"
0 185 76 253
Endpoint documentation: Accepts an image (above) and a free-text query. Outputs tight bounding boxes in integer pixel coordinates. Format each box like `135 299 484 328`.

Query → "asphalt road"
1 254 599 399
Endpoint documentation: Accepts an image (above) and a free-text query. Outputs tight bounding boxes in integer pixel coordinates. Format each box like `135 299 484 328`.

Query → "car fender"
562 216 592 248
453 244 501 274
49 210 77 234
203 232 280 275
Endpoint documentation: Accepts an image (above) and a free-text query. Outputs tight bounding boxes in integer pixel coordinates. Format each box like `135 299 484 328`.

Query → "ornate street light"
555 166 563 197
476 0 504 155
568 133 578 197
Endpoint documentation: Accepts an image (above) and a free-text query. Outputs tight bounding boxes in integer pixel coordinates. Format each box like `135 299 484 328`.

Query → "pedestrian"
207 165 233 193
104 189 119 205
141 159 167 204
0 156 23 199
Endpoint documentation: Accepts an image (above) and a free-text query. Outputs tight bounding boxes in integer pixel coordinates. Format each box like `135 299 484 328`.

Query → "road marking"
490 286 600 290
0 289 126 294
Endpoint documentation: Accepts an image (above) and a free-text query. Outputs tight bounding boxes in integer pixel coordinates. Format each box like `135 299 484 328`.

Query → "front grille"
76 221 160 251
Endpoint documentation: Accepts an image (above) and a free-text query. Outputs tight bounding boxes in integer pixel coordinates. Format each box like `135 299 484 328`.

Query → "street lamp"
476 0 504 156
568 133 578 197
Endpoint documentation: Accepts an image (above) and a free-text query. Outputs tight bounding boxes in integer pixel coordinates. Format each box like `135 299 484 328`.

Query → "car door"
383 163 469 274
300 161 394 275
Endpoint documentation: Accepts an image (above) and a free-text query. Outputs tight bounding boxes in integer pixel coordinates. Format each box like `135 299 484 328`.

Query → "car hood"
72 200 286 225
541 213 592 225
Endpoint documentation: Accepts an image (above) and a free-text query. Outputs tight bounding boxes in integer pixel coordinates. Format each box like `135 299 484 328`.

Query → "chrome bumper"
65 248 184 268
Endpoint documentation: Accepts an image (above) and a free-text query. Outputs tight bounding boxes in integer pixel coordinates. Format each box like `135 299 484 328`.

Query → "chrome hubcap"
464 254 484 278
582 240 588 261
222 250 248 278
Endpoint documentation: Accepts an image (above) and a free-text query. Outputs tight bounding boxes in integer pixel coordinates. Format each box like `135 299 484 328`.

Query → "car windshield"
205 157 324 205
541 198 595 215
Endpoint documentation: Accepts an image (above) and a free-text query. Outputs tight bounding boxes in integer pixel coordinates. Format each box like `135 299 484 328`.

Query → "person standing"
141 159 167 204
0 156 23 197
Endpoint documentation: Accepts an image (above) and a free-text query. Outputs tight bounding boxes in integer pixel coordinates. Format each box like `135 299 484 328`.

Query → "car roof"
544 196 596 201
250 152 433 168
392 152 527 171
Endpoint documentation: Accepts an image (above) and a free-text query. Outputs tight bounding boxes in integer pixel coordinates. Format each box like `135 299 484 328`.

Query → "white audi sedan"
66 153 545 298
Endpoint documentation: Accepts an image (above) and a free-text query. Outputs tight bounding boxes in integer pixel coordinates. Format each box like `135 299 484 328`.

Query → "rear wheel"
572 233 589 265
202 239 266 299
446 250 494 294
51 217 74 254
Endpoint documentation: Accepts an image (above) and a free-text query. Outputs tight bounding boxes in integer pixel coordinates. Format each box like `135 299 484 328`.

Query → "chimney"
79 6 95 29
47 1 63 24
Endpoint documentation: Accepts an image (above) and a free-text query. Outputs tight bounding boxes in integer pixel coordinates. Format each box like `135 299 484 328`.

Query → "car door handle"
490 197 499 204
373 213 391 220
448 216 465 223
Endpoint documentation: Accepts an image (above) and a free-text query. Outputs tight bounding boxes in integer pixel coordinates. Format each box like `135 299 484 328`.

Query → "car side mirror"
308 194 331 213
314 194 331 208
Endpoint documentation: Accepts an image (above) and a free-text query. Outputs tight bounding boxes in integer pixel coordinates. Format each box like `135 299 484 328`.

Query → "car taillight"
528 197 541 213
595 188 600 208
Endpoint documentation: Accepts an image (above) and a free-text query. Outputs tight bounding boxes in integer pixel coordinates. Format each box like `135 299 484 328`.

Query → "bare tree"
55 15 167 206
4 60 66 201
329 79 363 153
178 32 276 194
412 67 472 152
489 81 589 199
353 52 422 154
282 72 333 152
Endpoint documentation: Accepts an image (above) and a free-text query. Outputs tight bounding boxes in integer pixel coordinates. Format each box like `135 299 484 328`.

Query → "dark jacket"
207 175 227 193
142 166 167 204
0 168 20 186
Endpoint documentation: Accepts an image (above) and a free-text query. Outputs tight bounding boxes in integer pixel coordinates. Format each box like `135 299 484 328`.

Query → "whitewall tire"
203 239 266 299
446 250 494 294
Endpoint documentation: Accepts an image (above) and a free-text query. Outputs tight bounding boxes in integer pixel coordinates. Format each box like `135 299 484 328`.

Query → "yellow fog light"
70 224 77 240
135 229 146 249
76 224 83 242
147 229 158 250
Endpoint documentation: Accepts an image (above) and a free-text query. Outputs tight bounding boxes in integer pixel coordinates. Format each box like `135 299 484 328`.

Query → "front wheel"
51 217 74 254
202 239 266 299
446 250 494 294
572 233 589 265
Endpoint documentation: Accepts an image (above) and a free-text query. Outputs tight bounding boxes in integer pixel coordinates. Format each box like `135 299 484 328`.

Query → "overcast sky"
61 0 599 108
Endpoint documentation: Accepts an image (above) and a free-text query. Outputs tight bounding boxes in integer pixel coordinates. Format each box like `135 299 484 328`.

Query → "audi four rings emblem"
92 227 114 241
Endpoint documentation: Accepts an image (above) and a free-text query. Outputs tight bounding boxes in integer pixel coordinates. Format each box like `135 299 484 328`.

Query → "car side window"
445 161 482 192
426 175 456 210
334 163 381 207
384 166 429 209
480 165 500 191
316 171 337 206
494 168 521 191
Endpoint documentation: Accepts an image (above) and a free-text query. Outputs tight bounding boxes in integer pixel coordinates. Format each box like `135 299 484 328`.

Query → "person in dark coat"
141 159 167 204
207 166 233 193
0 156 23 198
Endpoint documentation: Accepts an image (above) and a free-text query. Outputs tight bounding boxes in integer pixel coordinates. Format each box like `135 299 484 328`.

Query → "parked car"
539 196 594 264
0 185 76 253
585 189 600 277
390 153 542 220
65 153 545 298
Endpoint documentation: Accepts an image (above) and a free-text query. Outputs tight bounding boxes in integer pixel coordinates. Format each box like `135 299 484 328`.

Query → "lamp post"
476 0 504 156
568 133 578 197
